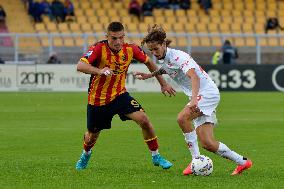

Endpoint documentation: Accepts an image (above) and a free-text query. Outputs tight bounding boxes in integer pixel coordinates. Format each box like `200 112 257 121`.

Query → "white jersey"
160 48 219 97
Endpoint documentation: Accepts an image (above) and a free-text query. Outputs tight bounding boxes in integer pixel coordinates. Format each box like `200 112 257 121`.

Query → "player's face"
107 30 125 52
146 41 166 60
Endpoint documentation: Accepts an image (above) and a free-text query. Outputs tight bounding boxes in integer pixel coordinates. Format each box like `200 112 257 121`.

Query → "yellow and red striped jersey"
80 40 149 106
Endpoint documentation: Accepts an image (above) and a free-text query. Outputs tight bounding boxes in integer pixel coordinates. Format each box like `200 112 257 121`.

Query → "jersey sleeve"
131 44 149 64
80 44 102 65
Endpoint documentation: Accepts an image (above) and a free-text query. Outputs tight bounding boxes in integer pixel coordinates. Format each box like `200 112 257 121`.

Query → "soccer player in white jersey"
134 25 252 175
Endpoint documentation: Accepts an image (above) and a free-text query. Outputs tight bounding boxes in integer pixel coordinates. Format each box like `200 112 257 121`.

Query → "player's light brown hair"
107 22 124 32
141 24 171 46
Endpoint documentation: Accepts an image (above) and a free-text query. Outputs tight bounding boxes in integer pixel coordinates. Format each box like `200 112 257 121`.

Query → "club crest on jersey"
121 55 126 61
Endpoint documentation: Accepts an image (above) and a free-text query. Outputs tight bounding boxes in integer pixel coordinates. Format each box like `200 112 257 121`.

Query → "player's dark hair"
107 22 124 32
141 24 171 46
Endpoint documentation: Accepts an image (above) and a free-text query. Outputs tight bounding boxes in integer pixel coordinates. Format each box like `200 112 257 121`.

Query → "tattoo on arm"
151 68 166 76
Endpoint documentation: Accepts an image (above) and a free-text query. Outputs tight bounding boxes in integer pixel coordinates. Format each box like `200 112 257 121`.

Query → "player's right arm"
77 61 112 76
77 43 113 76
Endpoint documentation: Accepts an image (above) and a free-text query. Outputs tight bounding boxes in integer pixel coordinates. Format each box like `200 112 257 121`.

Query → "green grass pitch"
0 92 283 189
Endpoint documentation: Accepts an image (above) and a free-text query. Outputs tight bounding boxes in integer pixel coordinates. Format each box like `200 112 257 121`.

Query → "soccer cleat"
183 162 193 175
231 159 253 175
76 150 92 170
152 154 172 169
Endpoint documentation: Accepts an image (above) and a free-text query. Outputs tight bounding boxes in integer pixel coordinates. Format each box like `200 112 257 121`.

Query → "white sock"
216 142 246 165
184 131 200 158
151 150 159 156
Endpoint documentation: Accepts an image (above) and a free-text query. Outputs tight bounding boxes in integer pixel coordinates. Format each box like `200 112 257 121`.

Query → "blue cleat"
152 154 172 169
76 150 92 170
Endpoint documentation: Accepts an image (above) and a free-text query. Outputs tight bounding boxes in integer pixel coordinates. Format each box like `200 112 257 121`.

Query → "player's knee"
177 113 187 126
137 115 151 128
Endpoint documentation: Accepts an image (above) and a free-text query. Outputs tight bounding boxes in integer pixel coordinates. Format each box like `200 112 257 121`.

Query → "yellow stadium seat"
113 2 122 9
256 3 265 11
118 10 129 17
170 38 177 47
153 9 163 17
35 23 46 32
178 17 188 24
243 12 253 18
223 3 233 10
222 17 233 24
242 23 253 33
101 2 112 9
220 10 230 18
76 16 87 24
143 17 155 25
200 37 211 46
209 10 219 17
58 23 69 33
175 9 186 17
81 23 93 33
208 24 218 33
233 37 245 47
260 38 268 46
160 23 172 32
75 9 84 17
70 23 81 33
172 23 185 32
64 37 74 47
200 17 210 24
46 23 57 33
53 37 64 47
219 24 230 33
155 16 166 25
121 17 132 25
188 17 199 24
138 23 149 33
267 38 279 46
232 10 242 17
196 24 207 32
191 37 200 47
85 9 95 17
93 23 105 33
164 10 174 17
254 23 265 33
80 1 91 9
245 3 255 10
184 24 196 33
126 23 138 32
88 16 99 24
231 24 242 33
96 9 106 17
266 10 277 18
234 3 244 10
211 37 222 47
74 37 85 47
211 17 222 24
176 37 188 47
167 17 177 24
108 10 118 18
233 17 243 24
99 16 110 24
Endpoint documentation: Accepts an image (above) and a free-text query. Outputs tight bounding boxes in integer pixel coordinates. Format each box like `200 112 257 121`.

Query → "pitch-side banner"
0 64 283 92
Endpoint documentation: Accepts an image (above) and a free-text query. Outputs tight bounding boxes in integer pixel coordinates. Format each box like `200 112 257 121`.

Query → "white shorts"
188 94 220 128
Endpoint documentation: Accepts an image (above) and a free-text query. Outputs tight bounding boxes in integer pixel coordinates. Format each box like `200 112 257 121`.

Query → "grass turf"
0 92 283 189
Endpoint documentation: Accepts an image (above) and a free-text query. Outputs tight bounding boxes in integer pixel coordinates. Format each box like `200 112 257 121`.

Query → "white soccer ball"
191 155 213 176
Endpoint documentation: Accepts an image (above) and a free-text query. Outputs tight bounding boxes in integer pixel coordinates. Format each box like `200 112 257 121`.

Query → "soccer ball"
191 155 213 176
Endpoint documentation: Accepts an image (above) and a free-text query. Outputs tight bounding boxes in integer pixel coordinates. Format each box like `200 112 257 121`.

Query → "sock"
145 136 159 156
184 131 200 158
83 142 95 153
216 142 247 165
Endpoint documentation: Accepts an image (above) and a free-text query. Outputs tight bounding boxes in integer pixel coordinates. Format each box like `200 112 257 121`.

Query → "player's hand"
133 72 153 80
161 84 176 97
100 67 113 76
186 100 203 119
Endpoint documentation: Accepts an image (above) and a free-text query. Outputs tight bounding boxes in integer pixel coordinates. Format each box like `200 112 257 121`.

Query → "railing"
0 33 283 64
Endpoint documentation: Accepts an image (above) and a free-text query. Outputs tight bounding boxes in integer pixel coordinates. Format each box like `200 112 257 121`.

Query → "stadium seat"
58 23 69 33
81 23 93 33
70 23 81 33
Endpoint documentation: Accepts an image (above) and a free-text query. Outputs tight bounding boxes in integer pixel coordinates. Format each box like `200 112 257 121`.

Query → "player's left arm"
186 68 200 108
145 58 176 97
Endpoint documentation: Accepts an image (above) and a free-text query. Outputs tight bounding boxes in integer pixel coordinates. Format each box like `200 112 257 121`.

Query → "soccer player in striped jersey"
75 22 176 170
134 25 252 176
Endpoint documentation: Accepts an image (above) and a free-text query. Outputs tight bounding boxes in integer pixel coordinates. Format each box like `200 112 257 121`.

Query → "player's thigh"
178 105 202 121
113 92 146 121
87 104 114 132
126 110 150 126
